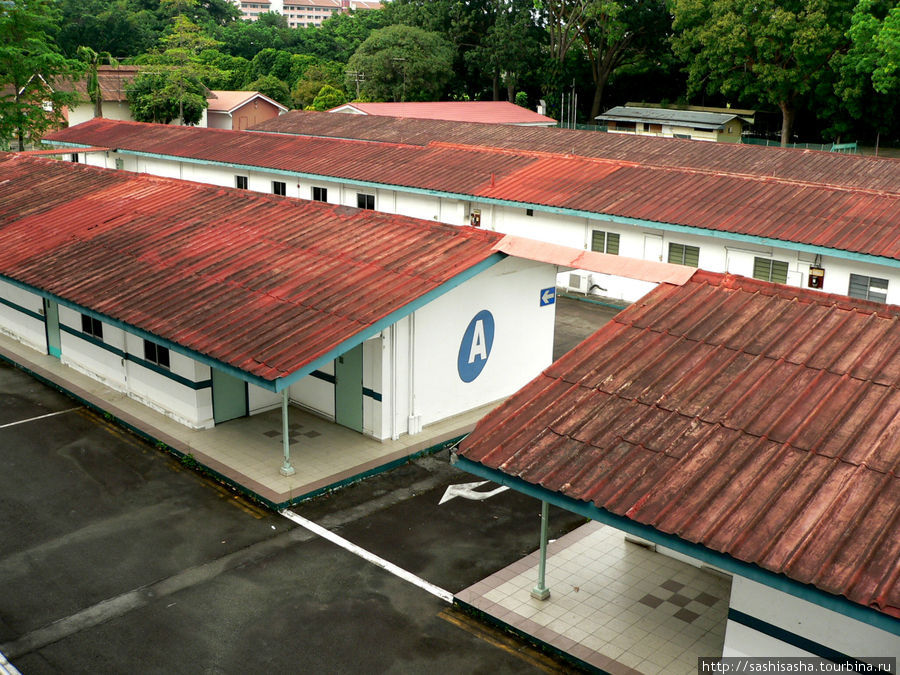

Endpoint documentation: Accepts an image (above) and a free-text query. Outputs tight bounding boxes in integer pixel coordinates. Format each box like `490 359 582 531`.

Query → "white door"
643 234 664 262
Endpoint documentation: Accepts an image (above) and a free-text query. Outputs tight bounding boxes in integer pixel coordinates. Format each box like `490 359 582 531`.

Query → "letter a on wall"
458 310 495 383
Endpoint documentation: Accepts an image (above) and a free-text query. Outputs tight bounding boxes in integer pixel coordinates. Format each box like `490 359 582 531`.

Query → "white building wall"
67 101 134 128
58 306 127 391
0 280 46 352
409 256 556 429
724 577 900 660
84 151 900 305
289 364 335 420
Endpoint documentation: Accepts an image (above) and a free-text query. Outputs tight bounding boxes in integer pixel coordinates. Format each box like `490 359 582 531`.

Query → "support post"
279 389 295 476
531 500 551 600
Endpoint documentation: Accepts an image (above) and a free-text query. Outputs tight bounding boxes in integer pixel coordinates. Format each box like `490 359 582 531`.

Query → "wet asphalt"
0 296 618 673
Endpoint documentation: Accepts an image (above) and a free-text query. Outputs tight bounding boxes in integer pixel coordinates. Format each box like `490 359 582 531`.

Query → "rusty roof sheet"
252 111 900 194
458 271 900 618
0 153 503 383
46 120 900 264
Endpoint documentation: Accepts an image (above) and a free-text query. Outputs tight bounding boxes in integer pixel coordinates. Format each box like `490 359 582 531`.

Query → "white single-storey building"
45 117 900 309
0 153 574 475
455 270 900 663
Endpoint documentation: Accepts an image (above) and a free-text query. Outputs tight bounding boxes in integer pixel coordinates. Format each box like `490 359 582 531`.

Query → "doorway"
334 344 363 433
212 368 248 424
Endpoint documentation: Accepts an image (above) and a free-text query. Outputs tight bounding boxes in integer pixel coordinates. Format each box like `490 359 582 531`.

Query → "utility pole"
347 70 365 99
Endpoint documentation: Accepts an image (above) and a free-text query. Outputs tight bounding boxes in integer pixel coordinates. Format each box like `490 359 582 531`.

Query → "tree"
671 0 854 146
245 75 291 107
307 84 347 111
76 45 117 118
0 0 82 150
128 15 224 125
346 25 454 101
292 62 345 109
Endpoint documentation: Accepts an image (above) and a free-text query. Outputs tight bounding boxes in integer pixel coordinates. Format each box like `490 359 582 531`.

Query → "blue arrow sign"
540 287 556 306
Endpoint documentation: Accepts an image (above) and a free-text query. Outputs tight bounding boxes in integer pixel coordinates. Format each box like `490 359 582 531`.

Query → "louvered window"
848 274 888 303
753 257 789 284
667 243 699 267
590 231 620 255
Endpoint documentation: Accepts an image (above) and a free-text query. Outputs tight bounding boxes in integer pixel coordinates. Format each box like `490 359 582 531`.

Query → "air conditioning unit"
567 271 592 293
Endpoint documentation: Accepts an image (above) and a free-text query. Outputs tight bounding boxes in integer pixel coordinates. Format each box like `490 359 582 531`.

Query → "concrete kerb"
451 598 598 674
0 351 466 511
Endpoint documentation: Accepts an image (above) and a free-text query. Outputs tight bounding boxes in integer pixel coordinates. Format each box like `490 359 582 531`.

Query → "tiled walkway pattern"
458 521 731 675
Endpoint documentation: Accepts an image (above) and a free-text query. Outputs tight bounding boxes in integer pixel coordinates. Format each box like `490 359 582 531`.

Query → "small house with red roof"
206 91 288 131
328 101 557 126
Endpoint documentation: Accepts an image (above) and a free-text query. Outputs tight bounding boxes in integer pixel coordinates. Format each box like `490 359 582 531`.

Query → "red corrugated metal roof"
0 153 503 383
252 111 900 194
330 101 557 125
46 119 900 263
458 271 900 618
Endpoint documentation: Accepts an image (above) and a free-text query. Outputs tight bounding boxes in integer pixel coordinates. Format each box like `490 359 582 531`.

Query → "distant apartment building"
235 0 381 28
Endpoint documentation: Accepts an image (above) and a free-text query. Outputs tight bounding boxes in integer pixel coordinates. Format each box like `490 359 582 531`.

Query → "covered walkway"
0 330 496 508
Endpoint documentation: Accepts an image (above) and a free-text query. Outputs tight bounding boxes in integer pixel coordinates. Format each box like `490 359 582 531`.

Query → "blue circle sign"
458 310 495 383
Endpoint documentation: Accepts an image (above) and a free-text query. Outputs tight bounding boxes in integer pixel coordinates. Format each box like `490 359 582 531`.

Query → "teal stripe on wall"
59 324 211 390
0 295 44 322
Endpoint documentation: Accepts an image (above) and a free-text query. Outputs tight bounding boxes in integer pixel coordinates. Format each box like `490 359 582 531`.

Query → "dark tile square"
694 592 719 607
262 430 280 438
304 430 321 438
674 607 700 623
660 579 684 592
638 594 664 608
667 593 691 607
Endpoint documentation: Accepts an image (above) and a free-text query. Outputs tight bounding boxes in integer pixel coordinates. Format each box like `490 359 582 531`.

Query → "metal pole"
531 500 551 600
279 388 295 476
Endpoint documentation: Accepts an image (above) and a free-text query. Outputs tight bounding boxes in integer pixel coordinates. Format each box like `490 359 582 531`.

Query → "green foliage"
245 75 291 107
346 24 454 101
515 91 528 107
307 83 347 111
0 0 83 150
671 0 854 145
197 48 249 89
291 62 345 108
77 45 118 118
126 69 207 124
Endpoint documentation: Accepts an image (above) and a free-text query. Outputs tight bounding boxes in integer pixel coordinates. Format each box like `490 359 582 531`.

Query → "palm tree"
77 46 118 118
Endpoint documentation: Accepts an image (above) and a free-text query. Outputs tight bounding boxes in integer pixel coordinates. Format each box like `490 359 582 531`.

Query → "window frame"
272 180 286 196
143 339 170 370
80 313 103 340
235 175 249 190
752 257 789 284
312 186 328 202
848 273 888 303
356 192 375 210
590 230 620 255
667 242 700 267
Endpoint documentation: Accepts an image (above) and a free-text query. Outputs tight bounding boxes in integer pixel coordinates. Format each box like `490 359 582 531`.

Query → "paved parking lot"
0 360 588 673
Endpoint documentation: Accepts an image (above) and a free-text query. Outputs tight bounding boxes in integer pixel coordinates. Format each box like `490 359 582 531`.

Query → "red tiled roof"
252 111 900 194
331 101 557 125
0 153 503 383
458 272 900 618
45 119 900 263
58 66 142 103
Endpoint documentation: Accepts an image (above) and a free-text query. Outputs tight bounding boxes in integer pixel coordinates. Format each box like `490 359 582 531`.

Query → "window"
590 230 620 255
526 208 534 217
235 175 248 190
272 181 286 196
848 273 888 303
81 313 102 339
357 193 375 210
753 257 789 284
312 186 328 202
70 153 79 163
143 339 170 369
114 158 124 170
667 243 699 267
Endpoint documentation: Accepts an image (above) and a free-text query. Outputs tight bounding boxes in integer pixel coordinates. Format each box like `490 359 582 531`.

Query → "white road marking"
439 480 509 505
0 649 23 675
0 407 81 430
280 508 454 604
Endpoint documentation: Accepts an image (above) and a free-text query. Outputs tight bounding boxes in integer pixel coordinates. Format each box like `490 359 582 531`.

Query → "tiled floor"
0 332 499 506
457 521 732 675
